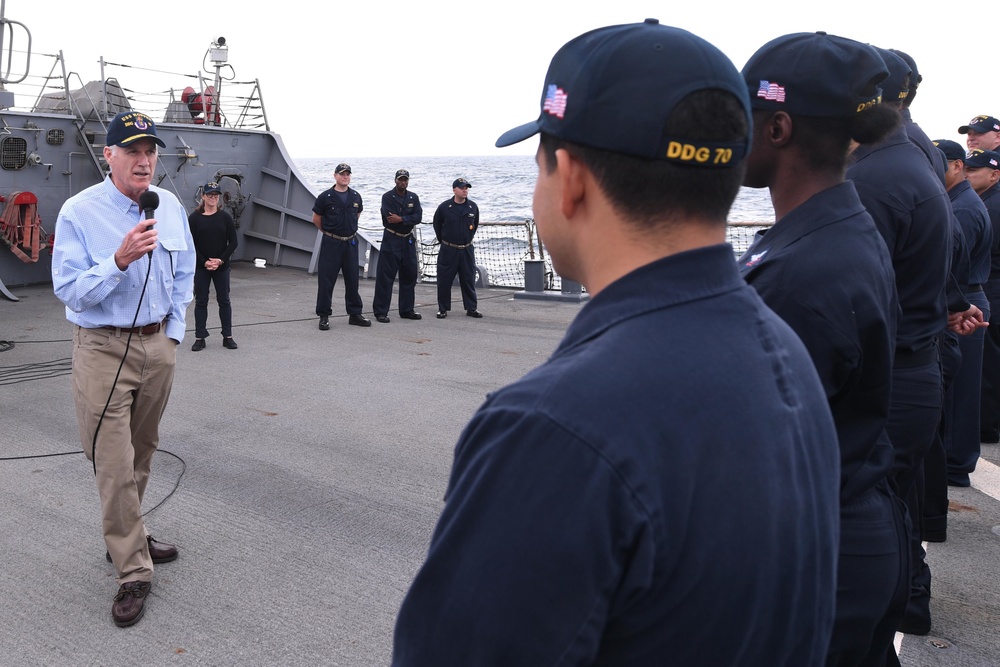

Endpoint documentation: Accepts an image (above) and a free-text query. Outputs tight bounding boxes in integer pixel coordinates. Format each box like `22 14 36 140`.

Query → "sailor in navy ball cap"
971 145 1000 456
933 138 994 501
394 19 841 667
843 31 956 647
959 115 1000 151
741 30 912 665
934 139 968 163
432 176 480 318
876 48 947 182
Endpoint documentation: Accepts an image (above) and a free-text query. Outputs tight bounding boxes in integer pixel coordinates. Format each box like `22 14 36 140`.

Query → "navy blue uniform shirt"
952 180 993 287
847 124 951 353
380 189 422 234
947 208 972 312
902 109 947 185
739 181 896 502
432 197 479 245
312 186 363 236
393 244 840 666
980 184 1000 278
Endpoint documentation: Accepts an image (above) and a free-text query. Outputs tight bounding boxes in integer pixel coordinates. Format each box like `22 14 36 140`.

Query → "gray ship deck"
2 264 999 666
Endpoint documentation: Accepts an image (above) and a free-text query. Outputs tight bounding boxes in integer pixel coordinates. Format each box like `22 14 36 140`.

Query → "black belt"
384 228 413 238
102 320 164 335
321 230 356 242
969 284 983 292
894 345 937 369
440 240 471 249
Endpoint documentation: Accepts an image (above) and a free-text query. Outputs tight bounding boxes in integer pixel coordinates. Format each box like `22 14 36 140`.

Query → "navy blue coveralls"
921 204 972 544
432 197 479 313
902 109 947 185
313 186 364 318
392 246 841 666
373 188 422 317
980 183 1000 443
847 123 951 635
847 124 949 495
945 180 992 485
739 182 907 667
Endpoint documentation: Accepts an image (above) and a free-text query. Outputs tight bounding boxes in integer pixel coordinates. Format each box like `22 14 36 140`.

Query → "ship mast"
207 36 227 127
0 0 31 109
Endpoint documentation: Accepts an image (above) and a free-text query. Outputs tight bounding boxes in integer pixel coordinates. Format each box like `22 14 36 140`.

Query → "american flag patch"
757 80 786 103
542 85 568 119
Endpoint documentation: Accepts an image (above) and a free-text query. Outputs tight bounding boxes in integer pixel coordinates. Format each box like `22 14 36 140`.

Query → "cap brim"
496 119 543 148
119 134 167 148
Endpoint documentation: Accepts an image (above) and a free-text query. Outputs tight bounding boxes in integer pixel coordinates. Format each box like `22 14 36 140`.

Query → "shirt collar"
101 175 141 213
557 244 745 354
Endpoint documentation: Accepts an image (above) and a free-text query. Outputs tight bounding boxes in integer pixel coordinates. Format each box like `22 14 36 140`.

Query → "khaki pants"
72 325 176 584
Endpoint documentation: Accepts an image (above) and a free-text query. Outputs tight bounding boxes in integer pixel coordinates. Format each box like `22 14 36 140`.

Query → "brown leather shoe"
146 536 178 563
105 536 178 564
112 581 151 627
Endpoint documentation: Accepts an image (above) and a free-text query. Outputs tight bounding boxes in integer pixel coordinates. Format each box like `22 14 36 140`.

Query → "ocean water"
294 156 776 226
293 156 775 286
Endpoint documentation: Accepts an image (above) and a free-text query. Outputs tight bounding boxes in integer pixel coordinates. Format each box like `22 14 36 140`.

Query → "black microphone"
139 190 159 258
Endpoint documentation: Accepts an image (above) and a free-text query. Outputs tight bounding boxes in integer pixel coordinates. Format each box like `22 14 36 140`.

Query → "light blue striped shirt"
51 177 195 342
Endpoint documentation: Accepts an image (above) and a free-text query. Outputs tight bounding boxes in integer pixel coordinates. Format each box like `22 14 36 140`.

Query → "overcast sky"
6 0 986 159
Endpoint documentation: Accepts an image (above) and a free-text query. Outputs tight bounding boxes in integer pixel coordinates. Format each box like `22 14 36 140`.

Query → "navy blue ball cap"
495 18 751 168
872 47 910 105
106 111 166 148
958 115 1000 134
889 49 921 86
933 139 966 163
452 177 472 188
965 149 1000 170
742 32 887 118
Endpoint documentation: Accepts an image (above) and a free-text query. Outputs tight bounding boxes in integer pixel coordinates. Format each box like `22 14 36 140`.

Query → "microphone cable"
90 253 155 475
91 189 160 476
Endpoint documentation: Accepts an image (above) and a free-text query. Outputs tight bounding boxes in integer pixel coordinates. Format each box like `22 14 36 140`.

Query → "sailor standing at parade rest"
961 134 1000 448
738 32 908 666
846 46 953 639
432 177 481 319
393 19 840 667
932 142 992 492
312 163 370 329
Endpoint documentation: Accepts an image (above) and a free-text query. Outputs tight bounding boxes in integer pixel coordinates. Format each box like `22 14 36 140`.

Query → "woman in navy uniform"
739 33 908 666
